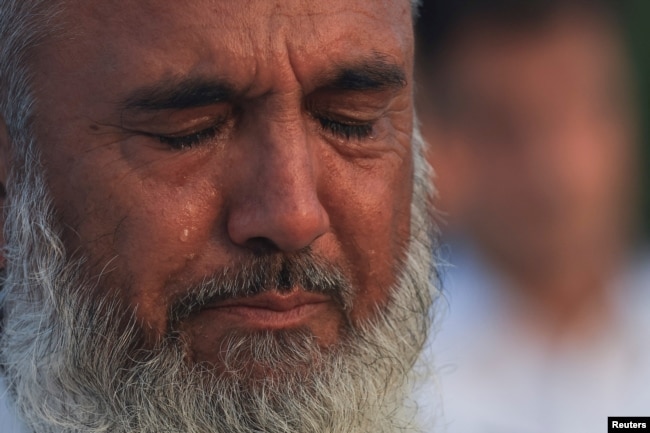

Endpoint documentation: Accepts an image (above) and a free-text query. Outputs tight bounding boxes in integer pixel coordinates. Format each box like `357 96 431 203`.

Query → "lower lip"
203 302 330 329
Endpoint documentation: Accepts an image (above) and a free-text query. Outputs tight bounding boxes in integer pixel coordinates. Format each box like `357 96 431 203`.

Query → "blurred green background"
627 0 650 238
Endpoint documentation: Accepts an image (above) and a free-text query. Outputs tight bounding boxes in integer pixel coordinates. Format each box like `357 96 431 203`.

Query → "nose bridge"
257 110 317 206
226 99 330 252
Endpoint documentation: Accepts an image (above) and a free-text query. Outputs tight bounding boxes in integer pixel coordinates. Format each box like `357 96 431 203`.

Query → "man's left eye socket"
319 117 374 140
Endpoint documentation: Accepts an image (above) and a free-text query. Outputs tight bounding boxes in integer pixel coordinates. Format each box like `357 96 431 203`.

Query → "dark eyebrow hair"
119 56 406 112
120 77 236 111
324 58 408 92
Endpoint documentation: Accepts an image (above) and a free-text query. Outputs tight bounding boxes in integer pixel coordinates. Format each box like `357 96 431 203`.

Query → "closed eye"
146 114 374 149
318 117 374 140
154 123 223 150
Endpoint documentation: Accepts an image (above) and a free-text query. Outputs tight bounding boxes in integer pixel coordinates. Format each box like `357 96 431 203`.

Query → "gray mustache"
168 249 354 327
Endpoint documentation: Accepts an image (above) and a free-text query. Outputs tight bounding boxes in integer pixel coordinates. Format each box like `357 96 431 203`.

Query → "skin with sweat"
5 0 416 365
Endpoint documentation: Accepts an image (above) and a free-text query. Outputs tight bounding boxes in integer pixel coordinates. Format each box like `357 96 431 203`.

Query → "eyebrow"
120 77 236 111
119 57 407 112
323 57 408 92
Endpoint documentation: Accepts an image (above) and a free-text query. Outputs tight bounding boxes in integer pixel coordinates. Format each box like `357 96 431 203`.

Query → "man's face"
0 1 434 431
436 10 636 273
25 0 415 365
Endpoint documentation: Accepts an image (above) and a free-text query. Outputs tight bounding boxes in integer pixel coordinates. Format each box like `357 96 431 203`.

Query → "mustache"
168 249 354 327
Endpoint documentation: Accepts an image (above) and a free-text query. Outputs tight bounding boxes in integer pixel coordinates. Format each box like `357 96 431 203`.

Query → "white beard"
0 128 437 433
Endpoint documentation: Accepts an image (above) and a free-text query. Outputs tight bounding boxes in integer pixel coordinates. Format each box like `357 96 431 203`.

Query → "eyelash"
153 115 374 150
156 123 223 150
318 117 374 140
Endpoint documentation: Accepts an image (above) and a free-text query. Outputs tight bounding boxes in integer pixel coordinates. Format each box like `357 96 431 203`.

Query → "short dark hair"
416 0 625 73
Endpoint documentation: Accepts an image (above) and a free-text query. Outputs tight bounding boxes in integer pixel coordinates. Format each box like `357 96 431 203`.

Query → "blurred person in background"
416 0 650 432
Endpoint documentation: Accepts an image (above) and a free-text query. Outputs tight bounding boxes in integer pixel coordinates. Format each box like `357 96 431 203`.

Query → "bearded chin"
0 128 437 433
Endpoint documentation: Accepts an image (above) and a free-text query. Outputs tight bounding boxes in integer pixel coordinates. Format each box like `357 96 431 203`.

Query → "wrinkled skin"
3 0 416 366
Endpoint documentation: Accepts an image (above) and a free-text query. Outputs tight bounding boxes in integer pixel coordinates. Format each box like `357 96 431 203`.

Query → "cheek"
106 179 227 330
320 153 413 322
114 185 214 271
48 154 225 333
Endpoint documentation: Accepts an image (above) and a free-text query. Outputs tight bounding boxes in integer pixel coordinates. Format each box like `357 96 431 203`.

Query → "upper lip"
207 290 331 312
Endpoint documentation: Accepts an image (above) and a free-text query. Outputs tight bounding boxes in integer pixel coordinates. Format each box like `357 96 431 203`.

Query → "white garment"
0 375 28 433
422 242 650 433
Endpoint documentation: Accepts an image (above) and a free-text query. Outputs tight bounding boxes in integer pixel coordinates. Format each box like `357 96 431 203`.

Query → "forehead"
38 0 413 96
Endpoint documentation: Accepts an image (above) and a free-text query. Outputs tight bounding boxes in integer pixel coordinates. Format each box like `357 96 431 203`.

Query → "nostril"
244 237 281 255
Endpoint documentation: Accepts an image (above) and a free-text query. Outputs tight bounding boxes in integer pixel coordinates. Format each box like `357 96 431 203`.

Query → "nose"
226 115 330 253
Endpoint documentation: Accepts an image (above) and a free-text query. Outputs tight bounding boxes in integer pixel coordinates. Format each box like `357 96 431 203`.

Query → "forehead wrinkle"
279 11 412 95
30 0 414 132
